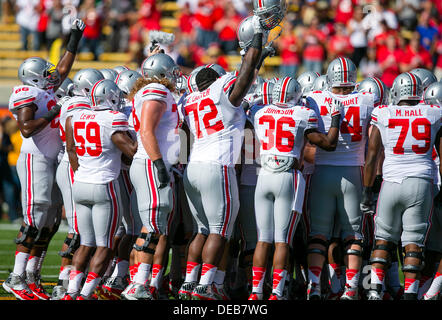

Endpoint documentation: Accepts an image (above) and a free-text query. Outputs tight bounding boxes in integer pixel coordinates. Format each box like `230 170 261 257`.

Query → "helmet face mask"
18 58 61 90
253 0 287 30
54 77 73 101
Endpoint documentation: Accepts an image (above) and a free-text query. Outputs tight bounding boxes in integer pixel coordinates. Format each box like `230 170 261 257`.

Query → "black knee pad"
133 232 158 254
402 251 424 273
33 227 51 249
58 233 81 259
344 239 363 257
15 225 39 249
370 243 394 266
307 238 328 257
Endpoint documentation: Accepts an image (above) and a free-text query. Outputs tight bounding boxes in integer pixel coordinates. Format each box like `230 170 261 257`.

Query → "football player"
362 72 441 300
2 19 86 300
62 80 137 300
248 77 342 300
121 53 181 300
51 68 105 300
304 57 376 300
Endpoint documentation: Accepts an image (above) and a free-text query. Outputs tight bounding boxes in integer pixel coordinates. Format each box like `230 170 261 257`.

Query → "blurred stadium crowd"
0 0 441 223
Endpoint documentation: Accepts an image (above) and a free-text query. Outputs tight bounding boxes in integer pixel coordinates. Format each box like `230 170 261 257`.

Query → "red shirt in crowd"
179 11 195 35
334 0 357 24
194 0 223 31
436 40 442 69
400 44 433 70
377 46 404 87
303 28 326 61
329 34 353 57
218 14 242 42
279 34 300 65
83 9 101 39
139 0 161 31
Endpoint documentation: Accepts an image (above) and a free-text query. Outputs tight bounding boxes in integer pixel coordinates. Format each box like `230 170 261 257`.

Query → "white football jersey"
9 85 62 160
59 95 92 162
182 73 246 166
240 119 260 186
70 108 128 184
371 103 441 184
132 83 180 168
305 90 374 166
251 104 319 160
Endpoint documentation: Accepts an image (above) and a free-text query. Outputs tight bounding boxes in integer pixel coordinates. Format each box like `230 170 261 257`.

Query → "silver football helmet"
311 75 328 91
390 72 423 105
90 79 124 111
116 70 142 95
113 65 130 74
410 68 437 91
237 16 269 50
72 68 105 97
272 77 302 107
297 71 320 97
18 57 61 90
100 68 119 82
256 80 275 105
206 63 226 77
141 53 180 87
358 77 389 105
186 66 205 94
54 77 73 102
423 82 442 106
326 57 357 88
253 0 287 30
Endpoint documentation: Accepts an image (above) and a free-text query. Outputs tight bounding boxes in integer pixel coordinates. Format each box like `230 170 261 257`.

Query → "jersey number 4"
74 122 103 156
321 105 362 141
259 115 295 152
389 118 431 155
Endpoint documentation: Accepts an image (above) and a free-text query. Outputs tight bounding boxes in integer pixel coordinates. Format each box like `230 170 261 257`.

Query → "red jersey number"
388 117 431 155
185 98 224 138
74 121 103 157
259 115 296 152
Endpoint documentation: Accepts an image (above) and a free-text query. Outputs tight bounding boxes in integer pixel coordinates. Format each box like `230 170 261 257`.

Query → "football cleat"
191 284 218 300
148 286 159 300
307 283 321 300
102 276 128 299
61 292 79 300
26 272 50 300
268 293 286 300
76 294 98 300
50 285 67 300
2 273 38 300
423 292 440 300
248 292 263 300
168 278 182 299
340 285 359 300
121 283 153 300
366 290 382 300
213 283 230 300
178 282 198 300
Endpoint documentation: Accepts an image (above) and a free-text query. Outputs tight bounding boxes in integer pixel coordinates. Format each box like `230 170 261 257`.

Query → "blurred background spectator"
0 0 441 84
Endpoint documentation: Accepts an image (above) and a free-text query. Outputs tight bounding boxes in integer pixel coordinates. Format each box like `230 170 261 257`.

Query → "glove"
153 158 170 189
360 186 374 214
66 19 85 54
262 45 276 58
42 103 61 122
251 15 265 34
330 98 344 117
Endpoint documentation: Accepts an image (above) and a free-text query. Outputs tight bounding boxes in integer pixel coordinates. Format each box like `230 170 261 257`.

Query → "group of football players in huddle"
2 0 442 301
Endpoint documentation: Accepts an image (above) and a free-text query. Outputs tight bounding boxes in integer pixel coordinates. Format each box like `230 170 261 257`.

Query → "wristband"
66 31 83 54
330 114 341 128
153 158 167 171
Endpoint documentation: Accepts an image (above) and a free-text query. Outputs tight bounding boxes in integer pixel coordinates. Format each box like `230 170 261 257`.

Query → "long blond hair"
128 77 175 101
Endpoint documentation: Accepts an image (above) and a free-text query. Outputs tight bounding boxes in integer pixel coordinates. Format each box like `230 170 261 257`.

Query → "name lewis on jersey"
395 109 423 117
80 113 96 120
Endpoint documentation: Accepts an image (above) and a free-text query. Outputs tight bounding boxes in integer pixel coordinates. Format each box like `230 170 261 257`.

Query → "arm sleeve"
140 83 169 104
370 106 379 127
306 108 319 130
110 112 129 134
9 86 39 112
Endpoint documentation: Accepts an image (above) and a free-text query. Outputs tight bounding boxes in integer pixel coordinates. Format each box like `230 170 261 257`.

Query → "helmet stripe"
263 82 268 105
280 77 291 104
258 0 263 8
372 77 384 103
340 57 348 83
408 72 418 97
91 79 104 106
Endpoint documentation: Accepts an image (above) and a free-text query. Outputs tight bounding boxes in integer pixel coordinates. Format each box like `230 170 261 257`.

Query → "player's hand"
153 158 170 189
262 45 276 58
330 98 344 117
71 19 85 34
360 186 374 213
251 15 265 34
